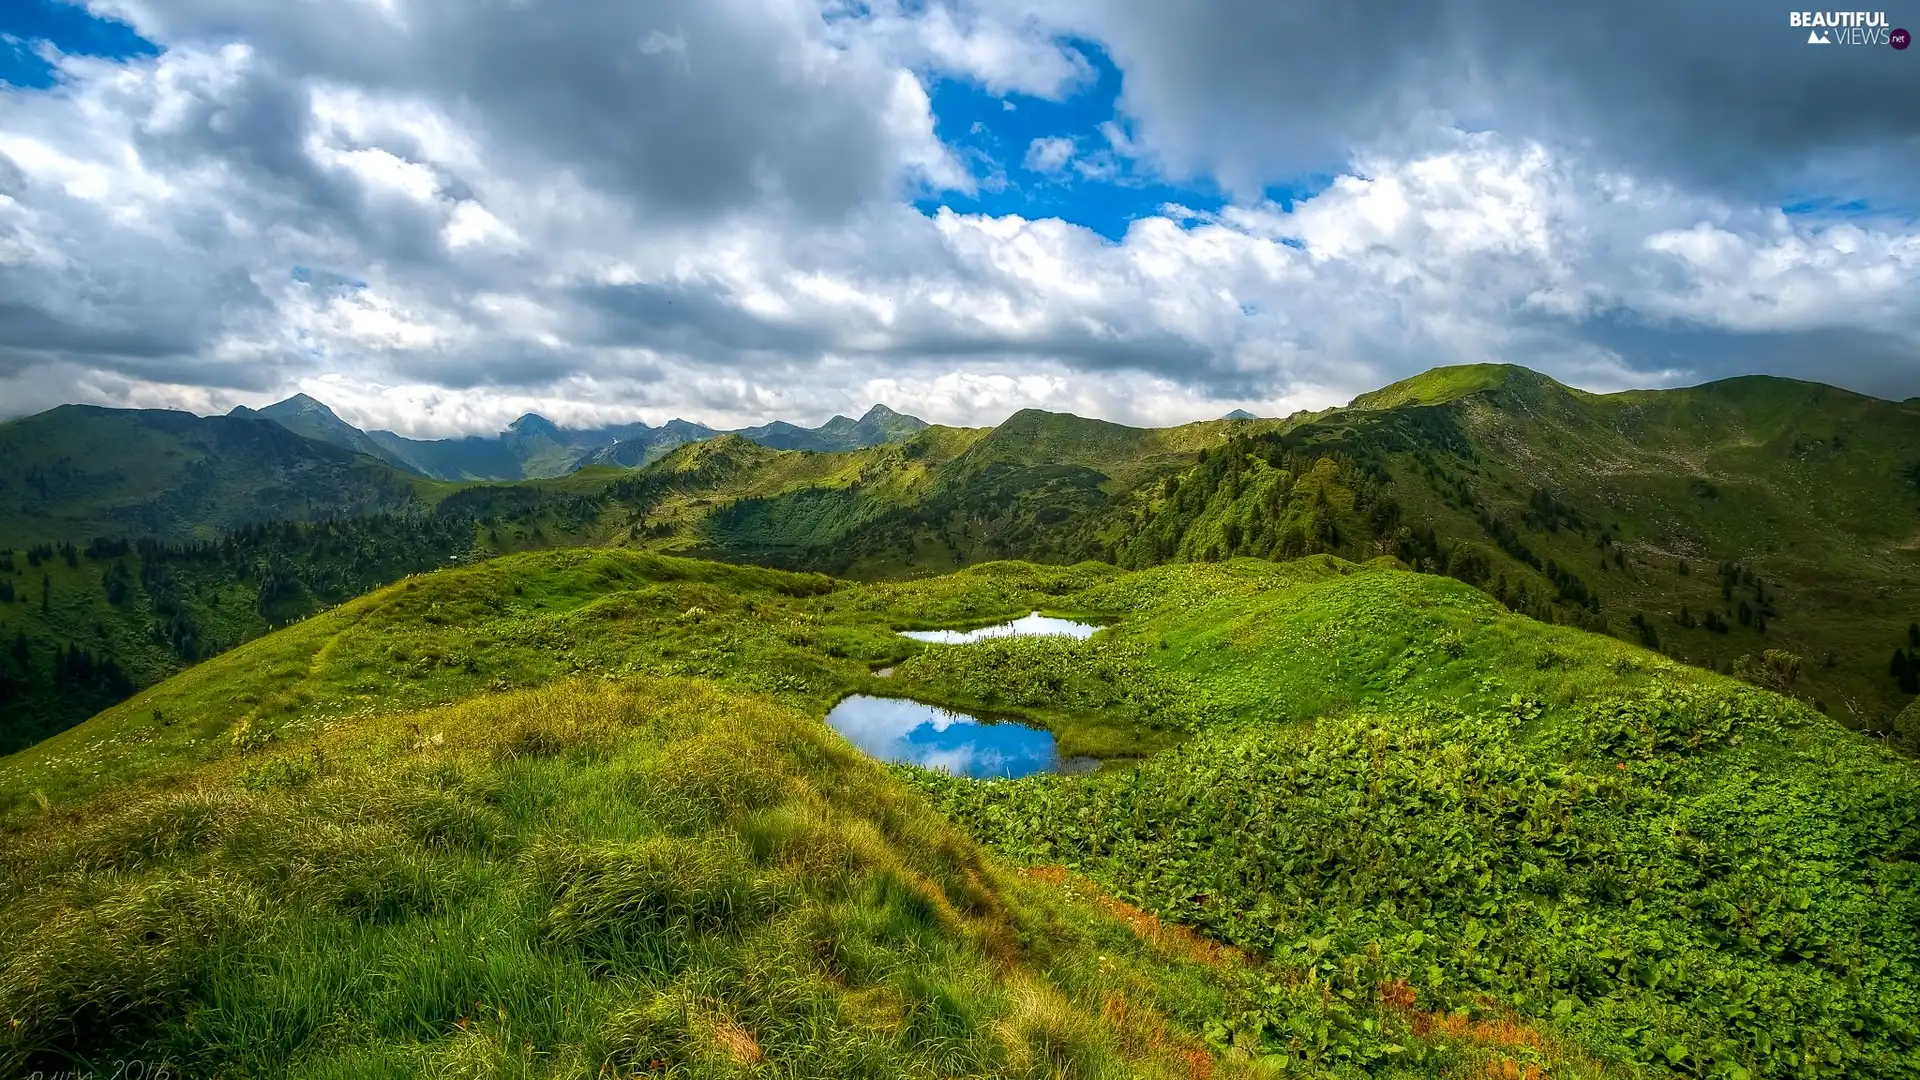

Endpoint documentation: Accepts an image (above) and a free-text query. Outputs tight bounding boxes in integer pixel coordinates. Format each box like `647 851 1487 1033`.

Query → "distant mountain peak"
233 392 345 424
1222 408 1260 420
230 395 928 481
506 413 562 437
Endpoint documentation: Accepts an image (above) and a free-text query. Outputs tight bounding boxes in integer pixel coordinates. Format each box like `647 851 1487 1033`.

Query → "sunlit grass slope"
0 679 1265 1078
3 549 1915 1077
0 551 1599 1078
907 559 1920 1078
1100 365 1920 735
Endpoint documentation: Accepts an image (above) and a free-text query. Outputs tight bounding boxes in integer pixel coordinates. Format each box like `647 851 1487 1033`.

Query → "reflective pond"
898 611 1099 645
824 694 1097 779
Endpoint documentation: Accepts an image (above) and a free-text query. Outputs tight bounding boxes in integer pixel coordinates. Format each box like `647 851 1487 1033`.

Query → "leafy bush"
908 686 1920 1077
895 636 1216 730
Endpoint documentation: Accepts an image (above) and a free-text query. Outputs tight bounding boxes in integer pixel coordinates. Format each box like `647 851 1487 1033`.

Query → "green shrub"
894 636 1213 730
909 688 1920 1077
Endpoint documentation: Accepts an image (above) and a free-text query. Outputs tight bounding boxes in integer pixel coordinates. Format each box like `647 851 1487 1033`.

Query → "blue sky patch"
0 0 157 88
911 38 1228 241
908 37 1356 244
292 266 369 292
1781 195 1873 217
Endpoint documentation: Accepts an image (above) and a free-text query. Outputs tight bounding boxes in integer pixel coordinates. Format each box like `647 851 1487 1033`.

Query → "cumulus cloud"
0 0 1915 435
1054 0 1920 202
833 0 1092 99
1024 136 1076 174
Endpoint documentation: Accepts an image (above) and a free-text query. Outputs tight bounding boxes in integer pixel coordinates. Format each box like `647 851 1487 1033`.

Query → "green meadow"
3 549 1915 1077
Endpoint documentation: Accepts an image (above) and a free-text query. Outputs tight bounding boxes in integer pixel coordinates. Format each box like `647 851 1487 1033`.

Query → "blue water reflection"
899 611 1098 644
826 694 1086 778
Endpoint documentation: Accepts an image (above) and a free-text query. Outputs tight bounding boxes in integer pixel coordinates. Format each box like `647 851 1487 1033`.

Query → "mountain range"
229 395 930 481
4 363 1919 749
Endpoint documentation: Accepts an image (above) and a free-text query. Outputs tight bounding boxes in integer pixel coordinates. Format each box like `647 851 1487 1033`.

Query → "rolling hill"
1 549 1913 1076
617 411 1276 575
10 363 1920 757
0 472 642 754
595 366 1920 734
1089 365 1920 734
585 366 1920 734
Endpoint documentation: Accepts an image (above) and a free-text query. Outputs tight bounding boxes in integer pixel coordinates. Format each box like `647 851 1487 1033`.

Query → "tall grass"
0 680 1264 1078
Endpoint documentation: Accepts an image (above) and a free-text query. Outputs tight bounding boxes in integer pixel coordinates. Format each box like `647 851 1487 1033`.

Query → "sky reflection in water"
898 612 1098 644
825 694 1074 779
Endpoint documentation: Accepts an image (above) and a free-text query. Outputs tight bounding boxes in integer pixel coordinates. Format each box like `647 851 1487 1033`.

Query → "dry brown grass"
1025 865 1243 970
710 1016 764 1065
1100 993 1216 1080
1380 980 1596 1080
1411 1012 1546 1050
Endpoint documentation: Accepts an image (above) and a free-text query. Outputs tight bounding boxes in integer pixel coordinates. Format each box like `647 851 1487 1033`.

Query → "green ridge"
3 550 1914 1076
9 365 1920 754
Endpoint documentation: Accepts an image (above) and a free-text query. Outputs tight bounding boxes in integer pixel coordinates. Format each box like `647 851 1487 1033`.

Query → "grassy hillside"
0 674 1278 1079
0 519 482 754
539 372 1920 737
0 481 638 754
1089 367 1920 737
615 414 1275 577
0 553 1251 1079
11 365 1920 756
0 406 427 545
904 560 1920 1077
1349 364 1543 410
3 550 1914 1076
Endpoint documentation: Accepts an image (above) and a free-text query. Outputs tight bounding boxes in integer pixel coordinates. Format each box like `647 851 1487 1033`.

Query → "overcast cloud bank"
0 0 1914 435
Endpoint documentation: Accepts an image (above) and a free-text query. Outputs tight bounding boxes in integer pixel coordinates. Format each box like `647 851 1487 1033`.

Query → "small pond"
898 611 1099 645
825 694 1098 779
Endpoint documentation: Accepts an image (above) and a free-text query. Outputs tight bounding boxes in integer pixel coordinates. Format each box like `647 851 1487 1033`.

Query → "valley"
3 365 1920 1077
8 363 1916 755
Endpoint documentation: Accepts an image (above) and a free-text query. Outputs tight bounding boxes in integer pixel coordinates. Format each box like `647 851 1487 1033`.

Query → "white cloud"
1023 136 1075 174
1639 219 1920 333
0 1 1917 436
839 0 1090 99
884 69 973 195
